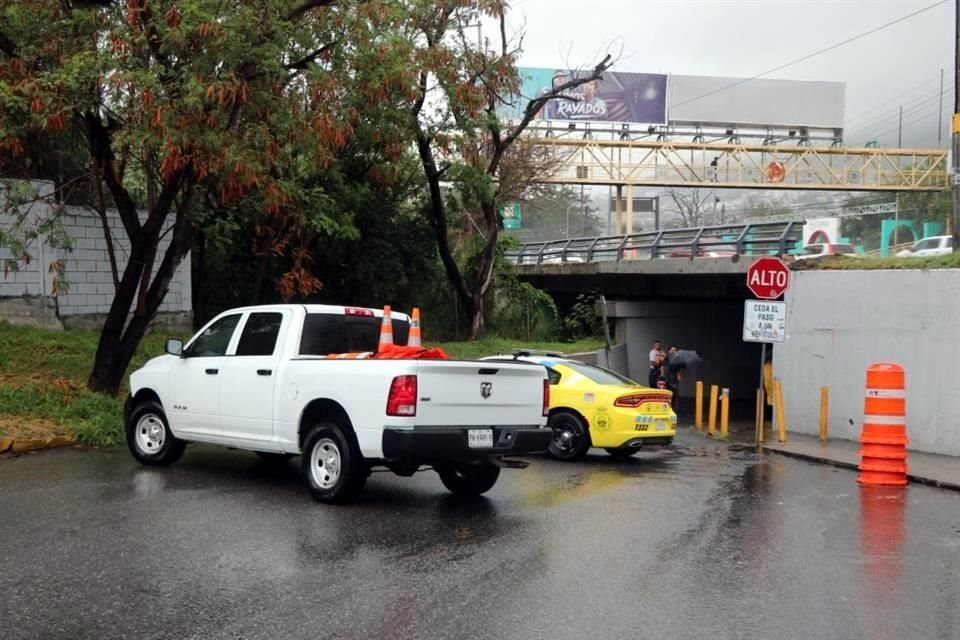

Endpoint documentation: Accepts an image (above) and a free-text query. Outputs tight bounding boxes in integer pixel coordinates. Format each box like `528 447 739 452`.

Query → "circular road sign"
747 257 790 299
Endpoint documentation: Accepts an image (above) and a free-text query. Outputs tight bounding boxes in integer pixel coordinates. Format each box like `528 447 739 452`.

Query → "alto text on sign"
746 257 790 299
743 300 787 343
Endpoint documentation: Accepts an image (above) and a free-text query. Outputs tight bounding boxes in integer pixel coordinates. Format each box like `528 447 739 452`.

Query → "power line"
845 87 951 138
845 75 946 127
672 0 949 109
855 101 946 144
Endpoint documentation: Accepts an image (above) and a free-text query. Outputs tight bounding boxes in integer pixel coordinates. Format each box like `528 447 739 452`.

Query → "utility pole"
897 105 903 148
953 0 960 241
939 67 945 147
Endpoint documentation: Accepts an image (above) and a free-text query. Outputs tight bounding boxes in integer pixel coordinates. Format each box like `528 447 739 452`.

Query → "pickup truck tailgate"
414 360 546 427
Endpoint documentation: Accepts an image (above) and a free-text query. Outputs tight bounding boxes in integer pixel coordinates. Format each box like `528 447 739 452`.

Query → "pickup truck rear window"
299 313 410 355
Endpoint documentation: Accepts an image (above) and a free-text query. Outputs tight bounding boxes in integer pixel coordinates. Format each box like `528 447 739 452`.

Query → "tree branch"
82 112 142 240
500 53 613 150
286 0 336 22
285 41 338 71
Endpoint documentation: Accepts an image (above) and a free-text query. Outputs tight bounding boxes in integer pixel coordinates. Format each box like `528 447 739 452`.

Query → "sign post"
744 257 791 444
501 203 522 230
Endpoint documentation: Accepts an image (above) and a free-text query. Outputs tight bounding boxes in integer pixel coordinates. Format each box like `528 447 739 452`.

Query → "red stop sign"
747 257 790 299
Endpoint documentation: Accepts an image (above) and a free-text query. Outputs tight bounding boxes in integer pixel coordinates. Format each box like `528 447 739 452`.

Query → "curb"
762 445 960 493
0 434 78 455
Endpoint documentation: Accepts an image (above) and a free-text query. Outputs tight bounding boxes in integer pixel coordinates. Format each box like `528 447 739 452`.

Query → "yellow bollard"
695 381 704 430
775 378 788 443
720 387 730 438
708 384 719 436
819 386 829 441
756 388 765 444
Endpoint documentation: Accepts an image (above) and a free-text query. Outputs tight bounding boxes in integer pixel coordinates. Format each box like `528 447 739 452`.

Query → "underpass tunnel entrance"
606 299 763 426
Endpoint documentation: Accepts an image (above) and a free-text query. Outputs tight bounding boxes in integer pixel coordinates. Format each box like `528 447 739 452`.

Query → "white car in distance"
896 236 955 258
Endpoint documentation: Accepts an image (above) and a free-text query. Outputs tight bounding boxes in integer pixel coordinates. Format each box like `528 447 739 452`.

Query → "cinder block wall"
1 181 191 327
777 270 960 456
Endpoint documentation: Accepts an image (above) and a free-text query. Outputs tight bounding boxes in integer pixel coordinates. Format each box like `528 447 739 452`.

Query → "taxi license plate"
655 420 668 432
468 429 494 448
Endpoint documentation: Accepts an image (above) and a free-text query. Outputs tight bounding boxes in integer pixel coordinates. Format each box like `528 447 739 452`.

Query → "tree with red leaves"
0 0 396 394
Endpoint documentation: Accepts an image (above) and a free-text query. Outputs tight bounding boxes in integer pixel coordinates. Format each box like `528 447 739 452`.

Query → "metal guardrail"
505 220 804 265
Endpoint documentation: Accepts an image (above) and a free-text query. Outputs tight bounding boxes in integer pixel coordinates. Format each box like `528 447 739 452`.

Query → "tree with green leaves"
399 1 612 338
0 0 397 394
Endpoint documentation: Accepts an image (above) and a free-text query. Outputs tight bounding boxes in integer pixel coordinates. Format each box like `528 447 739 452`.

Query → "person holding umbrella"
661 348 704 412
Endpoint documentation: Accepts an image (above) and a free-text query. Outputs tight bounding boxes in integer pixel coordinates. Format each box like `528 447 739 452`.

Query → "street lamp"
564 202 578 239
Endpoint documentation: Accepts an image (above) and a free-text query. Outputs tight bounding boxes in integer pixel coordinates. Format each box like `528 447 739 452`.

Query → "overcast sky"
508 0 953 148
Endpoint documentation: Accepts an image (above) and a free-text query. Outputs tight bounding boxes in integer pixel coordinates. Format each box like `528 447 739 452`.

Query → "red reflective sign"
747 257 790 299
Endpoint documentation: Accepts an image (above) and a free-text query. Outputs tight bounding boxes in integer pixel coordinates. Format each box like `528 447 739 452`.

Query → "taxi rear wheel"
546 411 591 461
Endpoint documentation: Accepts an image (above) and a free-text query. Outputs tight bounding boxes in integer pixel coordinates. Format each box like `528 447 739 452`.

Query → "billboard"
669 76 845 130
504 67 668 125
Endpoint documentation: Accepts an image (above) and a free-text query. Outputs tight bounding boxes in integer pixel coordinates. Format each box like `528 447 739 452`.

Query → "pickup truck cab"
125 305 551 504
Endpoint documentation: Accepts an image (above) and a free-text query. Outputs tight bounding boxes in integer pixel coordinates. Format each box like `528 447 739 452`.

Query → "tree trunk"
467 293 484 340
86 179 196 395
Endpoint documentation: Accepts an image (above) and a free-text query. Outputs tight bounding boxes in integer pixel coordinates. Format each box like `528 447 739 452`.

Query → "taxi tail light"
386 375 418 416
542 379 550 416
615 393 671 408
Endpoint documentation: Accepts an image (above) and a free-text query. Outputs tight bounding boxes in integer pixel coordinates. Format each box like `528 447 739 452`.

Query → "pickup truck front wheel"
126 401 186 466
436 461 501 497
301 423 367 505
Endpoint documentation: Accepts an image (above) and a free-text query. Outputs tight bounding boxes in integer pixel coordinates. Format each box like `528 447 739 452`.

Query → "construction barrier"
858 363 909 487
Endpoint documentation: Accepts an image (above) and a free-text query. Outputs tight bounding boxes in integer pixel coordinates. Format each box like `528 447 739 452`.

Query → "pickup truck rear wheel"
126 401 186 466
436 461 501 497
301 423 367 504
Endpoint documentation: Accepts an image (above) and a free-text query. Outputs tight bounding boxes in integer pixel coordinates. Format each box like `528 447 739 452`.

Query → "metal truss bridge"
522 125 948 193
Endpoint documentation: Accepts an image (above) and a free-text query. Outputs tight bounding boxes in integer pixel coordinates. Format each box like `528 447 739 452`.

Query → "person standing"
648 340 665 388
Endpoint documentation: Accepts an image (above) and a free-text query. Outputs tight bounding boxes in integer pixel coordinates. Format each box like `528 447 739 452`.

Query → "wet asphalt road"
2 430 960 640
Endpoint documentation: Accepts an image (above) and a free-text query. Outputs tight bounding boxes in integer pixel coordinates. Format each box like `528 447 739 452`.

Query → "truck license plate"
468 429 494 448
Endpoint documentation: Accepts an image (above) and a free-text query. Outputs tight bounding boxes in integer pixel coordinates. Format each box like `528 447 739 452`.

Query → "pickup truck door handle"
257 369 272 376
205 368 219 375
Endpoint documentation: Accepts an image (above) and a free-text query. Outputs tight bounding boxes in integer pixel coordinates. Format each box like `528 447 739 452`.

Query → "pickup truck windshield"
299 313 410 355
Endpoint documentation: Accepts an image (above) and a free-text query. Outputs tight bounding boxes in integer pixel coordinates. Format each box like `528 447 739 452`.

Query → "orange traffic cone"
379 306 393 349
858 363 908 486
408 308 422 347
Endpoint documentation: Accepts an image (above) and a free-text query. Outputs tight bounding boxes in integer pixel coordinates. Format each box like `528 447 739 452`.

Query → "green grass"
0 322 603 447
438 337 604 360
0 323 189 446
791 253 960 271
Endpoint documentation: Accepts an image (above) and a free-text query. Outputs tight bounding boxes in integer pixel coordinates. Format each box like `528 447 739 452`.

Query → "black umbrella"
666 349 703 372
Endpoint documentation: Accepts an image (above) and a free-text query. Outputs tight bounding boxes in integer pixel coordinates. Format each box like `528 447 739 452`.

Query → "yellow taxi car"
484 353 677 461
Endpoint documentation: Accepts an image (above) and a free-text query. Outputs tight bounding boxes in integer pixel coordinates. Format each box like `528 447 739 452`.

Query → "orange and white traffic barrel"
857 363 908 486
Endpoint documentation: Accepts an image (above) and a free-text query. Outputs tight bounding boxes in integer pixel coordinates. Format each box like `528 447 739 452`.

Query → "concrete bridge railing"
505 220 805 265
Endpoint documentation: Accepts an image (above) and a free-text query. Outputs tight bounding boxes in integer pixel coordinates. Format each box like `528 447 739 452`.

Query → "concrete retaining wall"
777 269 960 456
1 181 191 327
568 343 629 376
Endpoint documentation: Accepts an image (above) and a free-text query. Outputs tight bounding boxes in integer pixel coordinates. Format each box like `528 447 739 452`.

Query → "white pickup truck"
125 304 551 504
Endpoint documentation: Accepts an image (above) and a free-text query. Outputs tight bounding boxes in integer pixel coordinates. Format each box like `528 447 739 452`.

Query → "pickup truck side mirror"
165 338 184 357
